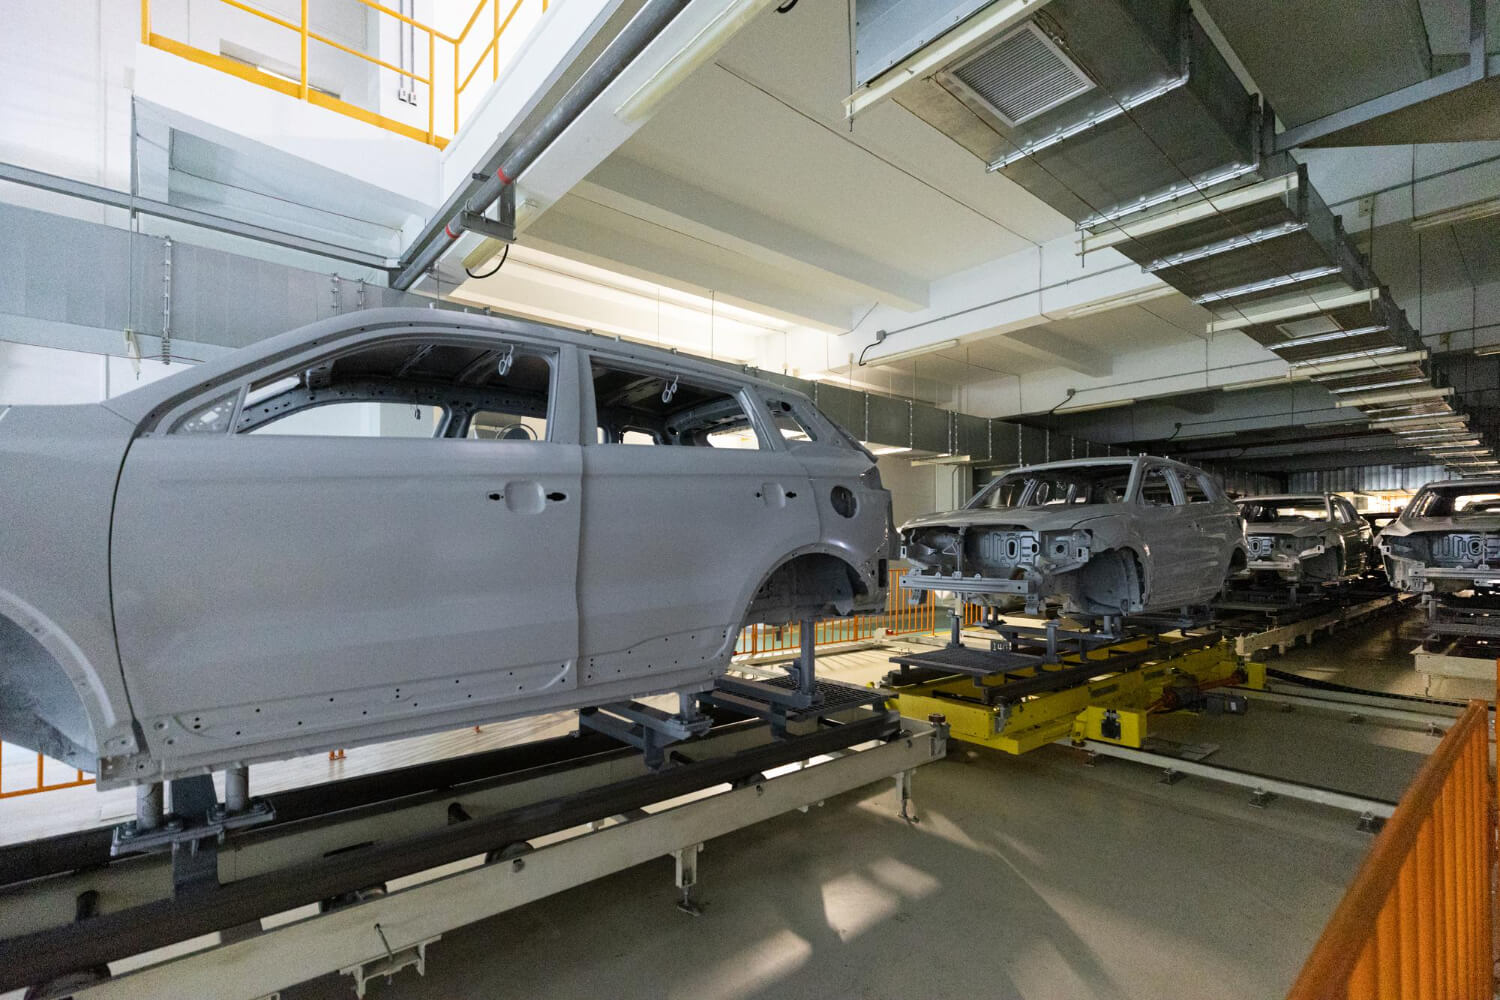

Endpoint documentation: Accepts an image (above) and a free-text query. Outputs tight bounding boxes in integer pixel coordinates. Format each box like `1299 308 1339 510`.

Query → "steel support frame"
60 720 945 1000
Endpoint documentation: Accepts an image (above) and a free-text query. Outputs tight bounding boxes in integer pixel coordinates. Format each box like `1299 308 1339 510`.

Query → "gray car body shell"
899 456 1246 616
0 308 893 787
1238 494 1374 583
1377 478 1500 594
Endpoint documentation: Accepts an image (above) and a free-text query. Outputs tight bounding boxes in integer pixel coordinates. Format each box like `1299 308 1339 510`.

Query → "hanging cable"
465 243 510 280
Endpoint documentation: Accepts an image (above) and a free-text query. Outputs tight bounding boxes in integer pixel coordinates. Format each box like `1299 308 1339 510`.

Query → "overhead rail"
1285 698 1493 999
140 0 551 148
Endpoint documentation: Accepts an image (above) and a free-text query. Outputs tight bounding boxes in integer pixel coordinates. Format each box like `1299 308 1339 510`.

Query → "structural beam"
1004 327 1112 377
577 158 930 309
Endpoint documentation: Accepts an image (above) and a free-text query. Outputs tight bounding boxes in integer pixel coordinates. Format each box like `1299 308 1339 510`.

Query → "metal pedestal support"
578 694 713 769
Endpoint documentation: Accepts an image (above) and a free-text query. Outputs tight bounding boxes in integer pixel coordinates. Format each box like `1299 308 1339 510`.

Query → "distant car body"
899 456 1246 616
1377 479 1500 595
0 309 894 787
1237 494 1374 584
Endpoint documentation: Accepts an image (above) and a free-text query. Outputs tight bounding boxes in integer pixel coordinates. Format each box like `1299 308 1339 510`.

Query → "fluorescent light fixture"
1208 287 1378 335
1277 324 1388 350
989 74 1190 170
867 445 912 456
1288 345 1406 368
1330 377 1426 393
1080 161 1261 231
1370 411 1465 424
1411 196 1500 231
1061 287 1176 319
1475 344 1500 357
1224 375 1300 391
1427 448 1490 457
862 339 960 366
1335 386 1452 408
1194 265 1342 305
1287 349 1427 376
616 0 769 122
912 453 973 467
1056 397 1136 414
1146 221 1306 273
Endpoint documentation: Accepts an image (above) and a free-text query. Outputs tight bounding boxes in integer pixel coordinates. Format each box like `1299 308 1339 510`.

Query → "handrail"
1285 697 1493 998
140 0 549 147
0 746 94 799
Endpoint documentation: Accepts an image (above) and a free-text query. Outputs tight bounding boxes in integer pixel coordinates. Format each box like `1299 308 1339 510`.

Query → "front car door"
111 333 583 768
576 354 821 700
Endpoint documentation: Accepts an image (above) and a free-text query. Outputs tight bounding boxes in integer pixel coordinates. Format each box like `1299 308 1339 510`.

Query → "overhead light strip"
1287 345 1405 368
988 73 1191 171
1145 221 1307 273
1078 161 1262 231
1276 324 1389 350
1194 266 1342 306
1329 377 1426 393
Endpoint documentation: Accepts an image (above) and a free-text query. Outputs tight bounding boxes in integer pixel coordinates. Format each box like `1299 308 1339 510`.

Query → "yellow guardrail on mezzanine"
140 0 550 148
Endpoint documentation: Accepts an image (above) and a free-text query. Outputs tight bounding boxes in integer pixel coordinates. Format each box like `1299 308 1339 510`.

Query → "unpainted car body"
900 456 1246 616
1237 494 1374 583
0 308 894 787
1377 479 1500 595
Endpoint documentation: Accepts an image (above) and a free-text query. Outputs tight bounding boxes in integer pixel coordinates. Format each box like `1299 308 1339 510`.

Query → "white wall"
876 453 942 525
0 342 181 406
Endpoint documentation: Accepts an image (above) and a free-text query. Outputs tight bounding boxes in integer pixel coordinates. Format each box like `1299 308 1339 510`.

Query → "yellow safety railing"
0 745 94 799
1285 697 1494 999
140 0 550 148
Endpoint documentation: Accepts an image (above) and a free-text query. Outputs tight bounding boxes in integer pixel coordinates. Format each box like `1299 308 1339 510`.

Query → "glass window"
1139 467 1177 507
592 361 761 449
969 463 1133 510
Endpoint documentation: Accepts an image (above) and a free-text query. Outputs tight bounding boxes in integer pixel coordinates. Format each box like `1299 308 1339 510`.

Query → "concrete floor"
268 609 1445 1000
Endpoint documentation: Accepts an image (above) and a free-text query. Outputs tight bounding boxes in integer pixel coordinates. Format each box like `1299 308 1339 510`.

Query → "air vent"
944 22 1094 127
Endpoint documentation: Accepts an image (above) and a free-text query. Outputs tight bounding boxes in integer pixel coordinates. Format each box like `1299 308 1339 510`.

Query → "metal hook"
496 347 515 377
661 375 679 405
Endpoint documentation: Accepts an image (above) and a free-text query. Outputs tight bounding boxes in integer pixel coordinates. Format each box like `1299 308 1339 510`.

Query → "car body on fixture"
1237 493 1375 584
1377 479 1500 595
899 456 1247 616
0 308 894 787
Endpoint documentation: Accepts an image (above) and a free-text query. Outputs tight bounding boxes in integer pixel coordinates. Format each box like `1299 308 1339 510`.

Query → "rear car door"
577 357 820 694
1174 468 1233 590
1132 463 1196 607
111 337 582 760
1333 496 1372 572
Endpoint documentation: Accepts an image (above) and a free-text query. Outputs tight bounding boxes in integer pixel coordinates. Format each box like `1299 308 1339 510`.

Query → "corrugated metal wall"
1288 465 1448 494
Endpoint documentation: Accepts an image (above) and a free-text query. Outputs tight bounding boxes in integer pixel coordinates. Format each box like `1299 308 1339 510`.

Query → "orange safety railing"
734 566 983 656
1285 697 1493 999
140 0 549 147
0 744 94 799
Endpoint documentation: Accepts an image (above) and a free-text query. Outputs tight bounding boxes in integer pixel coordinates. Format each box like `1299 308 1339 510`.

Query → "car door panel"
112 435 582 759
577 444 819 689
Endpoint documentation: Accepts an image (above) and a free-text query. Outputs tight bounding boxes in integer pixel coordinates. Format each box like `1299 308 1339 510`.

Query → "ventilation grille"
948 22 1093 127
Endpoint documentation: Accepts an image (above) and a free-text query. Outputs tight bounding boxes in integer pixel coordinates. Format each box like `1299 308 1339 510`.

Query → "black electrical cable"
465 243 510 280
775 0 798 11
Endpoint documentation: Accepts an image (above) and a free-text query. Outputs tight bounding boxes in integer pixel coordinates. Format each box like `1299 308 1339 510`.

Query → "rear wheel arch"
741 550 867 627
0 609 101 771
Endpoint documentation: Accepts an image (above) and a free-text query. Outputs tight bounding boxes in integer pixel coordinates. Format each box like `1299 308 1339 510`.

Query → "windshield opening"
969 464 1134 510
1406 487 1500 519
1238 498 1328 523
